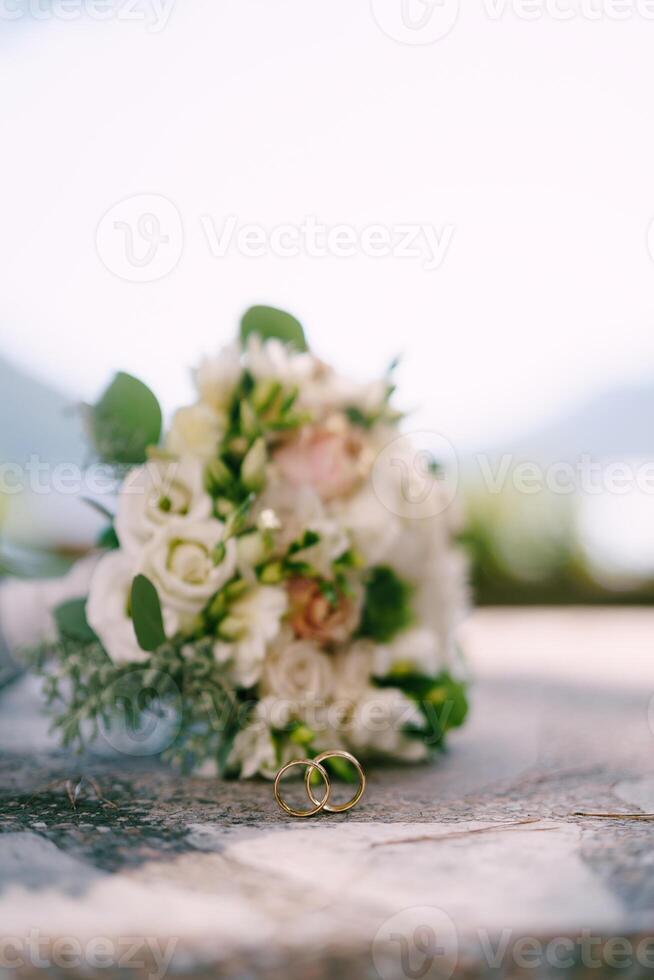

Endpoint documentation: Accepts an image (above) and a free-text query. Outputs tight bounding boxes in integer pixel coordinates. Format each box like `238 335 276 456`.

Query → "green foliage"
130 574 166 652
30 631 242 776
205 369 308 520
54 598 96 643
359 566 413 642
240 305 307 352
89 372 162 465
376 669 469 749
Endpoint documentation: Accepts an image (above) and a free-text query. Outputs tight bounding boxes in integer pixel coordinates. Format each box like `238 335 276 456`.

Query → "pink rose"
273 424 363 501
286 577 359 646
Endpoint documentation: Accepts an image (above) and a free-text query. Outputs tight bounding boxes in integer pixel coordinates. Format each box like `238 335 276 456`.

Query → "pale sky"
2 0 654 451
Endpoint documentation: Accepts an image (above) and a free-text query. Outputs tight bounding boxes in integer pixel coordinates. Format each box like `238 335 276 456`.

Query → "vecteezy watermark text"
4 451 654 503
372 907 654 979
94 194 455 281
200 214 454 271
0 931 177 979
371 0 654 46
0 0 175 31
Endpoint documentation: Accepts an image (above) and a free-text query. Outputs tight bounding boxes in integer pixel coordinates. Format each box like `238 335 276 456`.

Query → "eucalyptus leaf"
131 574 166 652
54 598 96 643
90 372 162 465
97 524 120 550
240 306 307 352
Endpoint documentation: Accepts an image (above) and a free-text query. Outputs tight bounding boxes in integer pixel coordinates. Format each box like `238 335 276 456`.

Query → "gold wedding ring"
273 751 366 817
273 758 331 818
304 750 366 814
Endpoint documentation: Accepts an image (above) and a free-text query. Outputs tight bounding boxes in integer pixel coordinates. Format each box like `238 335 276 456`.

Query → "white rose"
166 404 225 458
138 516 237 620
195 341 242 412
347 687 427 762
86 551 178 664
372 628 441 679
115 457 212 555
213 585 287 688
261 632 334 704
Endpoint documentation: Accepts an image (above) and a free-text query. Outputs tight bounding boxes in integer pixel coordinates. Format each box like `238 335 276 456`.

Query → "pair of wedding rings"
273 750 366 817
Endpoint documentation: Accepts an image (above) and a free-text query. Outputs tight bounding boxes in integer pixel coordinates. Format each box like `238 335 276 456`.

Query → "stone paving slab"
1 610 654 978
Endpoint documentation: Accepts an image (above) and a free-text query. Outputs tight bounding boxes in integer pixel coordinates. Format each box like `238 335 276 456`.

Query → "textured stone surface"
1 608 654 978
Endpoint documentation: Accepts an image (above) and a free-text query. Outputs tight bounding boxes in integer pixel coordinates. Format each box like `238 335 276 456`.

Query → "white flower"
332 640 375 702
138 516 237 620
347 687 427 761
331 484 403 567
288 516 350 579
115 457 212 555
235 531 268 579
253 483 325 555
227 697 297 778
195 341 242 412
372 628 441 679
86 551 178 664
254 482 350 574
166 404 225 458
412 555 469 673
261 631 334 704
227 710 278 780
244 335 315 387
299 370 389 419
213 585 287 688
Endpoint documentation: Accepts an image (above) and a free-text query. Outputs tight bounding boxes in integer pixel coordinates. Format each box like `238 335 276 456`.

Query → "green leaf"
359 566 413 643
130 574 166 652
89 372 162 465
54 598 97 643
240 306 308 352
97 524 120 550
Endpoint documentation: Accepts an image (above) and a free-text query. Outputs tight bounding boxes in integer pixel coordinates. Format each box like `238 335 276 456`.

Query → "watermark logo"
97 669 182 756
370 0 460 44
96 194 183 283
95 201 454 280
372 906 458 980
372 431 459 519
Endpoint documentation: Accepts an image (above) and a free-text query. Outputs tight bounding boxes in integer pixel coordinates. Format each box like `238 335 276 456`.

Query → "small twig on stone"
28 775 118 810
572 811 654 820
370 818 548 848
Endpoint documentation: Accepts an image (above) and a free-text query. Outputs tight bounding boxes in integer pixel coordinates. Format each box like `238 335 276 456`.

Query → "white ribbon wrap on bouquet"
0 556 98 665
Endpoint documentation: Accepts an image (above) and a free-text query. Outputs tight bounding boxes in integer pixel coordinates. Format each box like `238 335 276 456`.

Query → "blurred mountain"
0 358 101 553
499 382 654 462
0 356 86 464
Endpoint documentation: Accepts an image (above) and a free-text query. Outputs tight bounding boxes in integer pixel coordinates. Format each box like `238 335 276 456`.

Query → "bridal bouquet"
34 306 468 778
